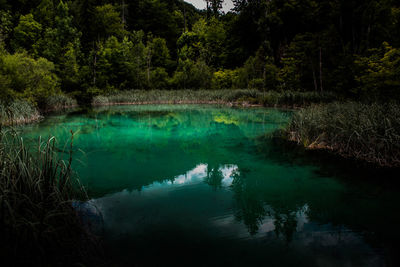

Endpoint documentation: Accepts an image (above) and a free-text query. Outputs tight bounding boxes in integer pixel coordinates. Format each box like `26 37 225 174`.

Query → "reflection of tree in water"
231 168 300 241
204 165 223 190
231 169 267 235
271 209 298 243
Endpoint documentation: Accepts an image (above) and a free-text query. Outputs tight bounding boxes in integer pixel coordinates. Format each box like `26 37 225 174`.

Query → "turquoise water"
20 105 400 266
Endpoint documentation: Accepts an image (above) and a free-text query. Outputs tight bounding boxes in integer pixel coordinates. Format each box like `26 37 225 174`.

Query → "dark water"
20 105 400 267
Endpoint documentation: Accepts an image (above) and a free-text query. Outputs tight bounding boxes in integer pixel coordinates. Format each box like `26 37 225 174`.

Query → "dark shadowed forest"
1 0 399 104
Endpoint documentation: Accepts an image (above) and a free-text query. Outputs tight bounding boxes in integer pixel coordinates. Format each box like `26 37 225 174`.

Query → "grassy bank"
92 89 338 108
0 100 41 126
287 102 400 167
0 95 77 126
0 130 101 265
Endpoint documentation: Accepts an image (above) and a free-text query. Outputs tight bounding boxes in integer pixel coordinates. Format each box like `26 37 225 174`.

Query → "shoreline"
6 100 395 169
91 100 303 110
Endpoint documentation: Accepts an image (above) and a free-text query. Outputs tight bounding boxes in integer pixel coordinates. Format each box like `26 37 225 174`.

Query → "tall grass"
0 100 41 126
44 94 78 112
287 102 400 167
92 89 338 108
1 95 78 126
0 130 101 265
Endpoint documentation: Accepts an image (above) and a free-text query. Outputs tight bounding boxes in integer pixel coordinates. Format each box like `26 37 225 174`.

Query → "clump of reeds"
0 100 41 126
261 91 338 107
92 89 338 107
44 94 78 112
287 102 400 167
0 130 101 266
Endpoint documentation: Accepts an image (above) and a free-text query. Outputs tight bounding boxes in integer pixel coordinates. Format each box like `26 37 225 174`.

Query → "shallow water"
20 105 400 267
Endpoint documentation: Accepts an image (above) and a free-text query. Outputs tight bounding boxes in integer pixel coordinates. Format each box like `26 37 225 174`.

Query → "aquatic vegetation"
0 99 41 126
0 130 101 265
44 94 78 112
92 89 338 108
287 102 400 167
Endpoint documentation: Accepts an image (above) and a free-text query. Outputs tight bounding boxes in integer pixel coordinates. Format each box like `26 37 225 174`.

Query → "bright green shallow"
20 105 400 266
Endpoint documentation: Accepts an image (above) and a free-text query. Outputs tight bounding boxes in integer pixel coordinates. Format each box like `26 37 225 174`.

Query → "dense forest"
1 0 399 107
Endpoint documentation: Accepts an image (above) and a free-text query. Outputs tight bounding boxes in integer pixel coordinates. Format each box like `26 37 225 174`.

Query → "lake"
20 105 399 267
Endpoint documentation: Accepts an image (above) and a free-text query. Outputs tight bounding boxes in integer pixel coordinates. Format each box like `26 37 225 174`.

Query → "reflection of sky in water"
86 164 383 267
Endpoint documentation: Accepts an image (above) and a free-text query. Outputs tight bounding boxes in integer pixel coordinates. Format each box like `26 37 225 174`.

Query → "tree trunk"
147 49 152 86
310 58 318 91
93 42 97 86
183 4 187 32
122 0 126 30
319 47 323 92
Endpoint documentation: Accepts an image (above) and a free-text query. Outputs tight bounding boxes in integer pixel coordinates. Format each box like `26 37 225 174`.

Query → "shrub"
0 51 59 105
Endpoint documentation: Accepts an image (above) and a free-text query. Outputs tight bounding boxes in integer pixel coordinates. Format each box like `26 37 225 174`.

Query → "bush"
171 59 213 89
0 51 59 105
212 69 237 89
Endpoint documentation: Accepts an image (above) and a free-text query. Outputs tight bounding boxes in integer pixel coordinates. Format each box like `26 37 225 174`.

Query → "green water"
20 105 400 266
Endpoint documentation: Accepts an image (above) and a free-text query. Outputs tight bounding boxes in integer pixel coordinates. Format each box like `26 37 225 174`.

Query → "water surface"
21 105 400 267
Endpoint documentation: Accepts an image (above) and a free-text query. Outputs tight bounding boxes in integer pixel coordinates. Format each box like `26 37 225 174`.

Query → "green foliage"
34 1 81 63
354 42 400 100
212 69 237 89
12 14 42 52
59 42 81 92
94 4 125 41
0 10 12 44
177 17 227 67
150 37 171 68
278 57 301 91
34 0 55 28
95 35 149 90
150 67 169 89
1 0 400 99
171 59 213 89
0 51 59 105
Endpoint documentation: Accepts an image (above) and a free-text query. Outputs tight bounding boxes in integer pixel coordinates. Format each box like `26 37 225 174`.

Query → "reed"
92 89 338 108
44 94 78 112
287 102 400 167
0 130 101 265
0 100 41 126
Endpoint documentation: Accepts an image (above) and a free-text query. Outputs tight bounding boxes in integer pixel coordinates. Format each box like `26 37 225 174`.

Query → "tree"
12 14 42 52
59 42 80 93
355 42 400 100
205 0 224 17
93 4 125 42
0 10 12 46
171 59 212 89
35 1 81 63
32 1 82 93
34 0 55 28
0 51 59 104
